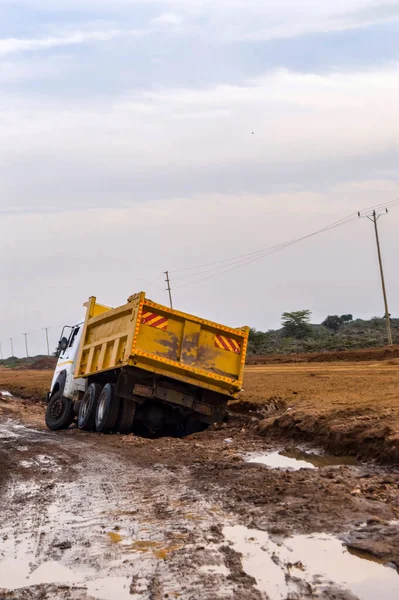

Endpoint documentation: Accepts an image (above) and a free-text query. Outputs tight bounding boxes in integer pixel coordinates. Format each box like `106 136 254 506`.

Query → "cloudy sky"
1 0 399 357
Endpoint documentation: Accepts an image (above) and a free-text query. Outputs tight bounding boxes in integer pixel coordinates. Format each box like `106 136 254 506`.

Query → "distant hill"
248 317 399 355
0 355 57 370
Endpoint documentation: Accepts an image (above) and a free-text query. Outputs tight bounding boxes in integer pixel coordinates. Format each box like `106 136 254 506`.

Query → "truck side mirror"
59 337 69 352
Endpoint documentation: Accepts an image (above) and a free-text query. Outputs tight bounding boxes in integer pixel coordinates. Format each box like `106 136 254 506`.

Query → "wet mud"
0 394 398 599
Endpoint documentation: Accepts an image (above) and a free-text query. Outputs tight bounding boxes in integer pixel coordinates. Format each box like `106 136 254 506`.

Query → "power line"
172 199 399 289
174 216 355 284
174 213 358 289
172 198 399 280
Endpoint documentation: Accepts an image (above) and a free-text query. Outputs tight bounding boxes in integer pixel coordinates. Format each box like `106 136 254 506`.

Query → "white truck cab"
49 324 86 404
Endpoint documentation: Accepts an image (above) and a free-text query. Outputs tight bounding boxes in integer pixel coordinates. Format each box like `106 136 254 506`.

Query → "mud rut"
0 412 398 600
0 417 251 599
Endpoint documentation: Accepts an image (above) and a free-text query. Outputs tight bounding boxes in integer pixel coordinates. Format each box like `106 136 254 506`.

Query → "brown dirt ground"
247 345 399 364
237 361 399 463
1 359 399 463
1 361 399 598
0 394 398 579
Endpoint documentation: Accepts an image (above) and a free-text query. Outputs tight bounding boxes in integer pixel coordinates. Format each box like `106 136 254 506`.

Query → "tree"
248 328 265 354
341 314 353 323
322 315 343 333
281 310 312 340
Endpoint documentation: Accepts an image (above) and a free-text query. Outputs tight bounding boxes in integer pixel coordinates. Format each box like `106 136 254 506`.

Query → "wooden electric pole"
360 209 393 346
164 271 173 309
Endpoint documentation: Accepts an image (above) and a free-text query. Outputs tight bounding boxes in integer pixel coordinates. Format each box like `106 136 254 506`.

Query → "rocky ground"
0 362 398 599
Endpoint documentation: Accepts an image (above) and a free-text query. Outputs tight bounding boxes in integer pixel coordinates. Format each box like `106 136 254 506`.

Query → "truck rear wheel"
78 383 102 431
184 417 208 436
45 392 74 431
95 384 120 433
117 398 136 434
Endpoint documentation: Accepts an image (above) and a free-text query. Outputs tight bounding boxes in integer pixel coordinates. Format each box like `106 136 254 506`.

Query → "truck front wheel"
95 384 121 433
78 383 102 431
45 392 74 431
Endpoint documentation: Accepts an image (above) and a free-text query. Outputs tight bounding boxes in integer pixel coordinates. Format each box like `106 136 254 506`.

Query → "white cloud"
0 60 54 82
2 1 399 46
151 13 184 27
0 29 145 56
3 64 393 171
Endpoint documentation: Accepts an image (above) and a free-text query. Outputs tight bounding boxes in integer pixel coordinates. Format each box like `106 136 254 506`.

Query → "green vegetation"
281 310 312 339
248 312 399 355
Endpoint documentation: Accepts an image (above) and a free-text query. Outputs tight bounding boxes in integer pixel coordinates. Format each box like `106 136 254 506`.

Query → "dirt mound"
247 345 399 365
0 367 52 401
258 408 399 463
25 357 57 370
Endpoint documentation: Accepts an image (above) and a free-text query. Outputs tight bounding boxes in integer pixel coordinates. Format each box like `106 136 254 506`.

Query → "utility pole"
0 341 3 360
164 271 173 309
23 333 29 358
43 327 50 356
10 337 14 357
359 208 393 346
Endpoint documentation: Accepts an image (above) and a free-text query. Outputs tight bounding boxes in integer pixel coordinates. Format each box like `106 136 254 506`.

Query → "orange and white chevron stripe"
141 312 168 331
214 334 241 355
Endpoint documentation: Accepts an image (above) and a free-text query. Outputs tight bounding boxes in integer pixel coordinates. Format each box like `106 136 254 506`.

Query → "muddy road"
0 392 398 600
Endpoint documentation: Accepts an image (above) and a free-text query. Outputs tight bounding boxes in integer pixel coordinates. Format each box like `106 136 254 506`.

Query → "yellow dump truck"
45 292 249 436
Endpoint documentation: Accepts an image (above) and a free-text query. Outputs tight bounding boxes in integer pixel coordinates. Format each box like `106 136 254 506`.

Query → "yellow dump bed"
75 292 249 397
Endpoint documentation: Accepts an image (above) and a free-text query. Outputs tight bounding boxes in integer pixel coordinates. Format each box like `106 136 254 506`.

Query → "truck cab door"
50 325 86 401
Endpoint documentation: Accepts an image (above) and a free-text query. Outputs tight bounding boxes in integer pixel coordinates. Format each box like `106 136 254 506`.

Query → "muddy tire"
45 392 74 431
78 383 102 431
95 384 121 434
184 417 208 436
117 398 136 434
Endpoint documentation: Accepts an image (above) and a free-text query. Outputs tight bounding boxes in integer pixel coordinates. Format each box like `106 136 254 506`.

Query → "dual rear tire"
78 383 135 434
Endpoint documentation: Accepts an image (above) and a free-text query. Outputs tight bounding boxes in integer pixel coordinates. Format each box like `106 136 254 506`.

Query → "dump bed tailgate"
75 292 249 397
133 297 248 395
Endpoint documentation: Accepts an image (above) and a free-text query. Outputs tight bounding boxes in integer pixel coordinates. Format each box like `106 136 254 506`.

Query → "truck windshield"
68 327 80 348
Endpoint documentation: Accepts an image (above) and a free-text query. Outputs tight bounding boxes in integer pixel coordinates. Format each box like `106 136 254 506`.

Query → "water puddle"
247 448 358 470
224 525 398 600
284 448 359 468
0 557 81 589
86 576 133 600
247 450 316 470
0 554 134 600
